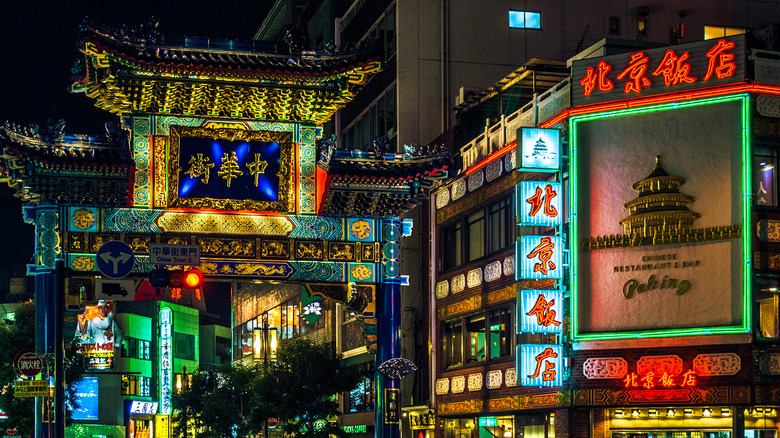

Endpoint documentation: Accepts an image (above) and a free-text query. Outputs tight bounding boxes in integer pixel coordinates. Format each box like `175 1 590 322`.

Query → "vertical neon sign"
159 307 173 415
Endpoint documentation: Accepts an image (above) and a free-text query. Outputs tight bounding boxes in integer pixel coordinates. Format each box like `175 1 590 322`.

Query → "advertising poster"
72 377 99 420
73 300 123 369
571 96 748 340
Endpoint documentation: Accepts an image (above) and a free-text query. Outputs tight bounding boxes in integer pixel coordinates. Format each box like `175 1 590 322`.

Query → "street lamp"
252 325 278 363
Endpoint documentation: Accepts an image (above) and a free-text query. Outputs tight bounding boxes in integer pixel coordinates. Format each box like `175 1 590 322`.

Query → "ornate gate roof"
70 20 382 125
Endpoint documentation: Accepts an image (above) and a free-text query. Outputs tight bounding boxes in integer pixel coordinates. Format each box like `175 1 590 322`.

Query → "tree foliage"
173 338 360 438
0 302 85 437
172 362 261 438
251 338 360 438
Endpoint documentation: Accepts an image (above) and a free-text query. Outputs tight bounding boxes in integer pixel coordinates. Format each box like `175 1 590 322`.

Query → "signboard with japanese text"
519 289 564 334
168 126 294 213
13 380 48 397
517 236 563 280
73 300 122 370
518 128 561 172
518 181 562 226
570 94 749 340
159 307 173 415
130 400 159 415
519 344 563 387
572 35 746 106
149 243 201 266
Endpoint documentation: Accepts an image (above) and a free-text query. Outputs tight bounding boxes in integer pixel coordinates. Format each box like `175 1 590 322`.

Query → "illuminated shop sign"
518 289 563 334
409 411 435 430
129 400 159 415
159 307 173 415
517 236 563 280
72 378 99 420
518 128 561 172
478 417 497 427
342 425 368 434
572 35 745 105
519 344 563 387
569 95 750 341
517 181 562 226
384 388 400 424
73 300 122 370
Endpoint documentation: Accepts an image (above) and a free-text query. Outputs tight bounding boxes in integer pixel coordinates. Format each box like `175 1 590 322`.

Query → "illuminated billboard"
518 289 563 334
72 378 99 420
73 300 122 370
569 94 750 341
518 127 561 172
517 236 563 280
517 181 562 226
519 344 563 387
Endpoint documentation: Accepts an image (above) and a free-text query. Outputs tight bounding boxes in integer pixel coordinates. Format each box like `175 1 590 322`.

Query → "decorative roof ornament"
377 358 418 380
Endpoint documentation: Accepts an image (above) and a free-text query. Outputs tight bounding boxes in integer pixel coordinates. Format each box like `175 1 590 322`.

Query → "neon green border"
569 94 752 341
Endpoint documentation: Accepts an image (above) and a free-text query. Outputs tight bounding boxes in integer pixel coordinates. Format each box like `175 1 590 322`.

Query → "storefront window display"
608 407 779 438
347 364 375 412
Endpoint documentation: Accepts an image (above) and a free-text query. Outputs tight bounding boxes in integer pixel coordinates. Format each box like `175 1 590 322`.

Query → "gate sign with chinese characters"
519 289 563 333
518 236 563 280
519 344 563 387
572 34 746 106
518 128 561 172
518 181 562 226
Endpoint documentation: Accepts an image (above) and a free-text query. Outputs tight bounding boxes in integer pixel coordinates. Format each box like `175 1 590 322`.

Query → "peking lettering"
527 236 557 275
526 294 562 327
622 274 690 298
528 347 559 382
624 369 697 388
578 39 737 98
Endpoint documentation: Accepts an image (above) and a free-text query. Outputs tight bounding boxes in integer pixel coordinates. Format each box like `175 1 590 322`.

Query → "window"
467 211 485 262
343 85 397 150
637 19 648 37
174 333 196 360
609 17 621 35
704 25 745 40
442 306 514 369
443 320 463 368
509 11 541 29
440 194 515 272
346 364 375 412
466 315 486 363
488 308 513 359
122 337 151 360
121 375 151 396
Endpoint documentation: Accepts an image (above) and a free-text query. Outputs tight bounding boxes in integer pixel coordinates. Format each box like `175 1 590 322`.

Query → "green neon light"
569 94 751 341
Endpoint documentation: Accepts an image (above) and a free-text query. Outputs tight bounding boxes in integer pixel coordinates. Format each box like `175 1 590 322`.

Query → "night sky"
0 1 273 315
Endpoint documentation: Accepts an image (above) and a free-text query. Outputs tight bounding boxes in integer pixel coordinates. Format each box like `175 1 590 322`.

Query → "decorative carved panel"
503 256 515 277
487 370 503 389
468 373 483 391
451 179 466 201
583 357 628 379
436 189 450 209
637 355 683 376
435 281 449 299
435 378 450 395
467 268 482 288
451 275 466 293
484 261 502 282
451 376 466 394
505 368 518 387
486 160 503 182
468 170 484 192
693 353 741 376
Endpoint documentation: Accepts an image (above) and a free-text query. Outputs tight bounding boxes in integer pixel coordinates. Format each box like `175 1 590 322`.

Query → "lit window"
509 11 541 29
704 25 745 40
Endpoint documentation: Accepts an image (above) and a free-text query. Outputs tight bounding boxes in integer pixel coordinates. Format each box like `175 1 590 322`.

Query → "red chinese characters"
580 61 614 96
526 184 558 218
578 39 738 97
624 369 697 388
528 347 559 381
652 50 696 86
527 236 557 275
617 52 652 94
704 39 736 81
526 294 562 327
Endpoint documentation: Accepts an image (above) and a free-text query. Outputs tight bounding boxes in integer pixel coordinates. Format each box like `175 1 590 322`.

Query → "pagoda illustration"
619 156 700 239
527 137 556 161
583 155 739 250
